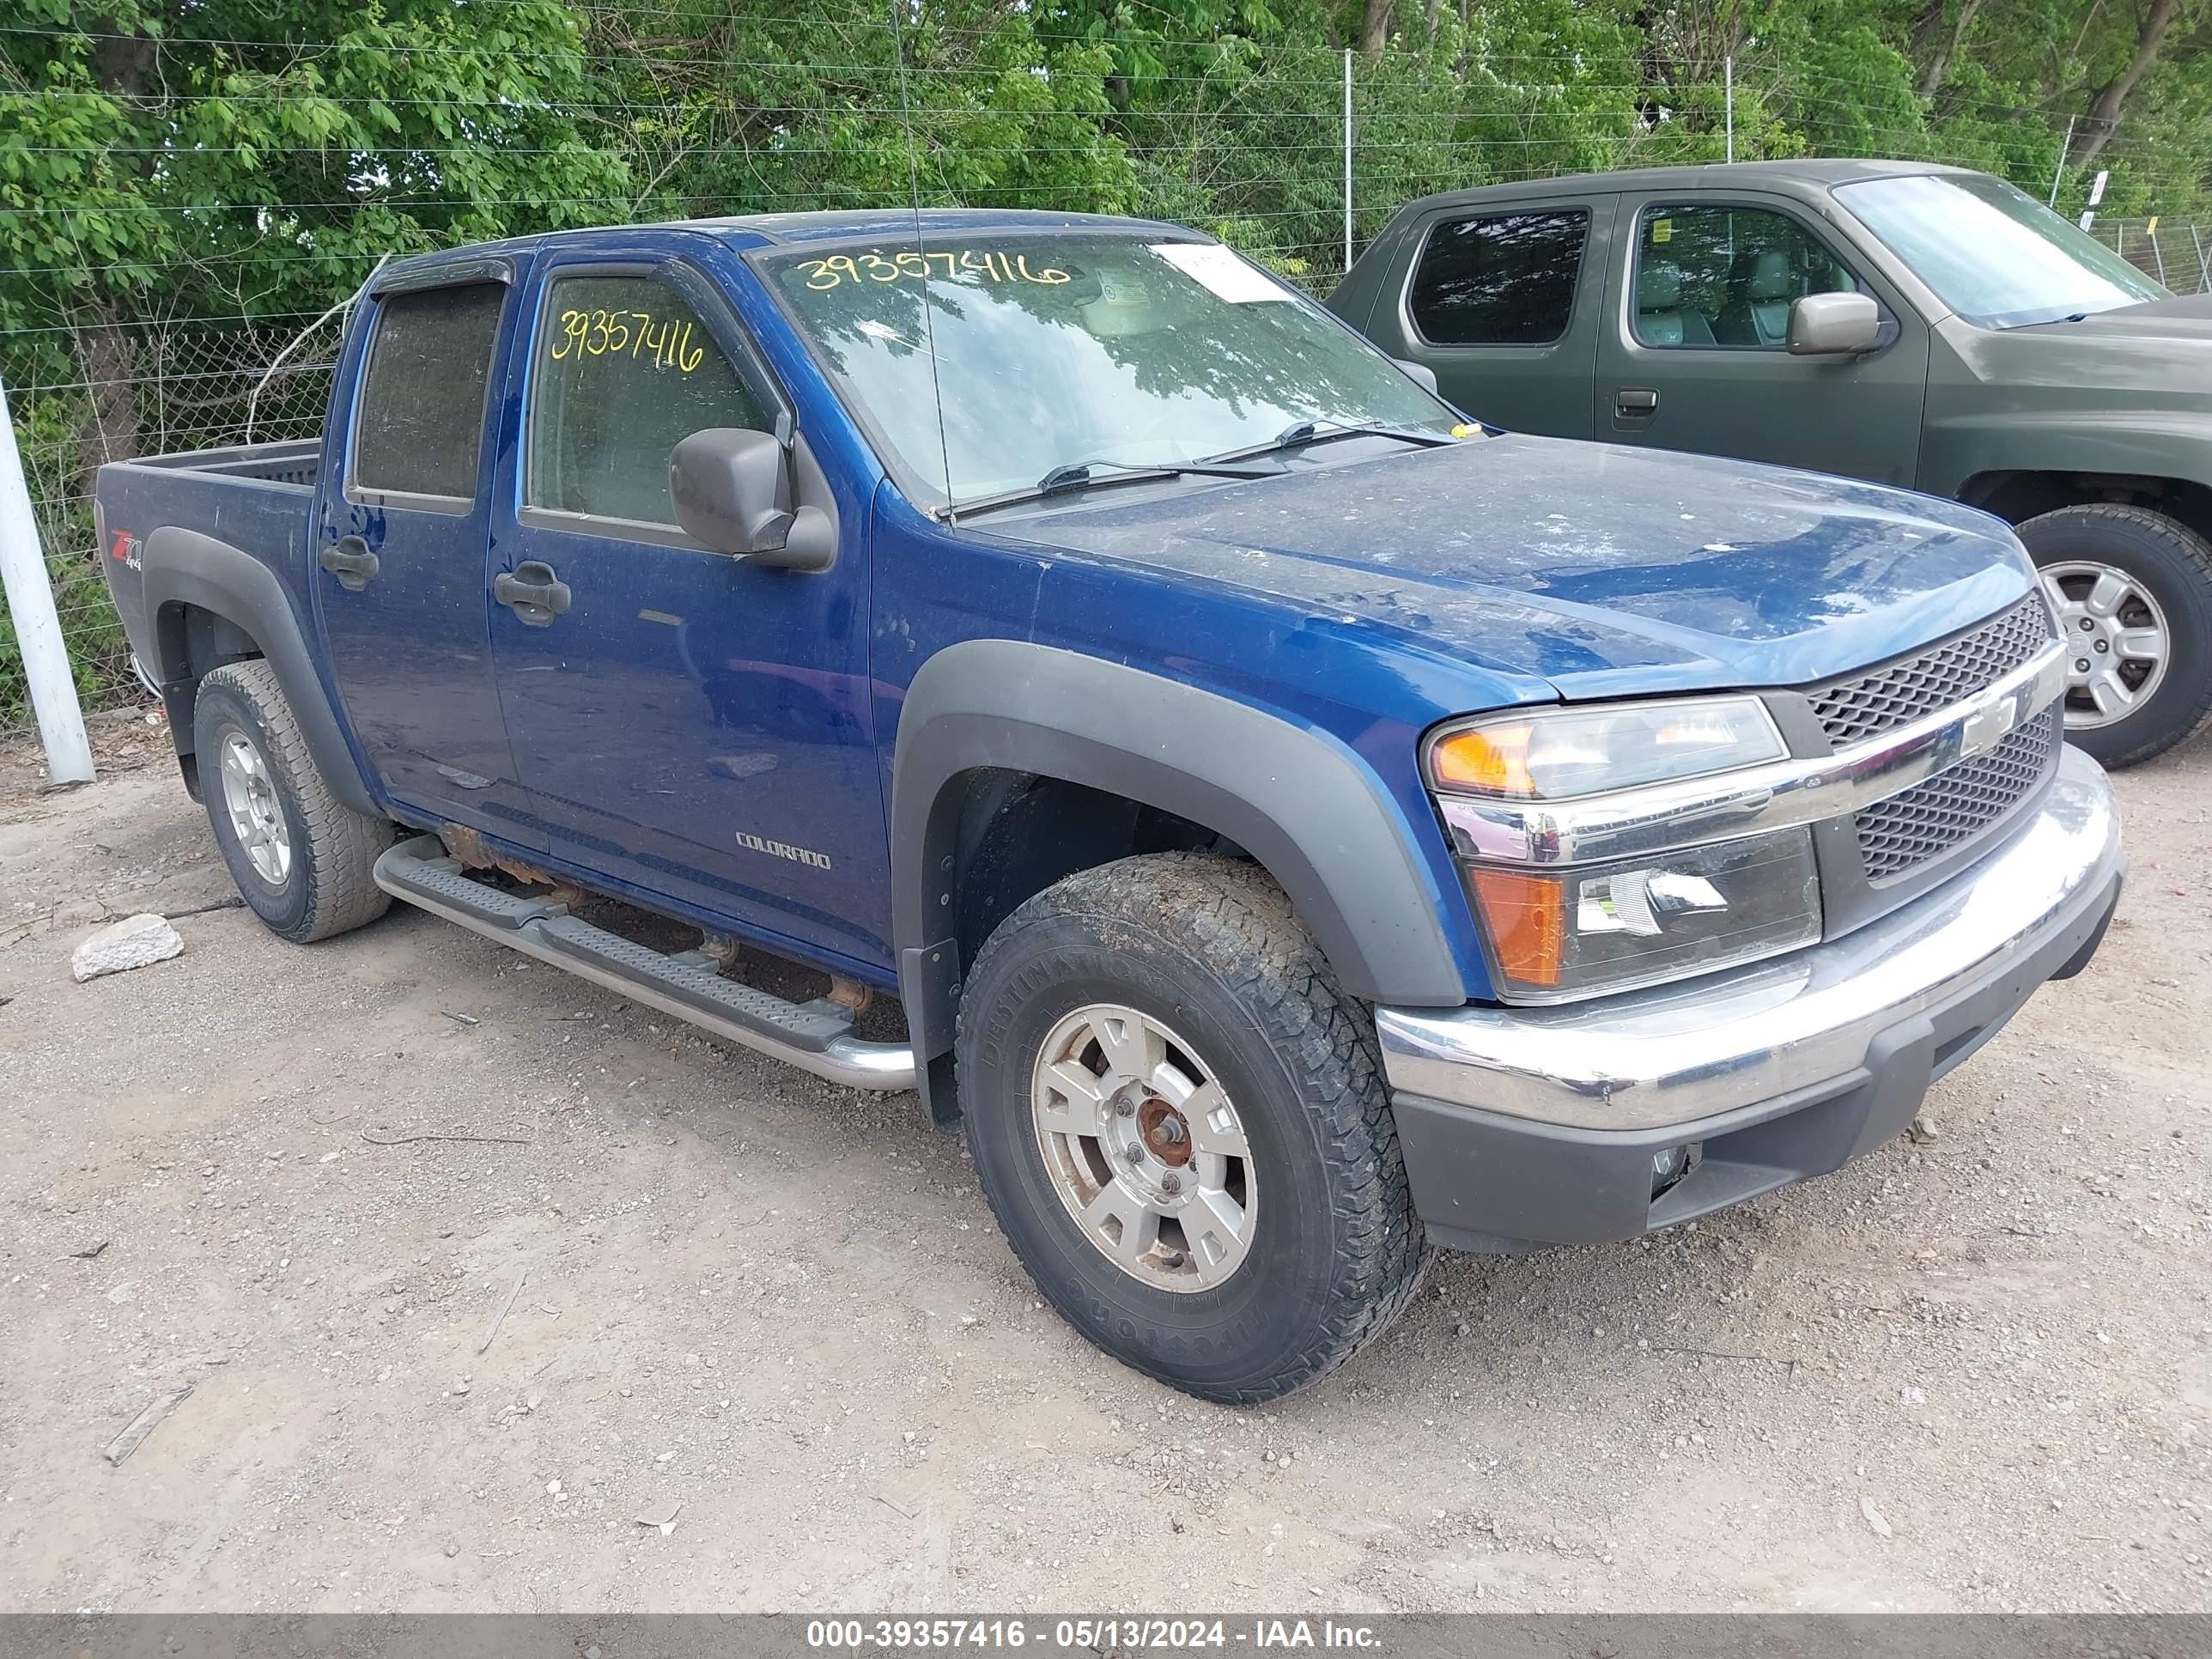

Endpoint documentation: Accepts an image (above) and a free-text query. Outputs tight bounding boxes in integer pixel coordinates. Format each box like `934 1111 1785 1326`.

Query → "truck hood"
993 434 2035 701
2038 291 2212 343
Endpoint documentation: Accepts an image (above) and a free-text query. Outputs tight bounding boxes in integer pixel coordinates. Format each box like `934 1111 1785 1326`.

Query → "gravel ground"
1 712 2208 1614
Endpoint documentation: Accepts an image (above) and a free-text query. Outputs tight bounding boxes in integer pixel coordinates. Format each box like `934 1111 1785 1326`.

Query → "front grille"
1809 597 2053 747
1854 708 2061 883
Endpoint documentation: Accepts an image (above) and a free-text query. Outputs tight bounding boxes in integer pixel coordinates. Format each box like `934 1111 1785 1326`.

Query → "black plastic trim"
890 641 1470 1016
371 256 514 296
138 526 380 817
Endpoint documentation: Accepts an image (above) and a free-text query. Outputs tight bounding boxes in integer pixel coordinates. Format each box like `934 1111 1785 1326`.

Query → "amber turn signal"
1430 723 1536 797
1467 866 1565 988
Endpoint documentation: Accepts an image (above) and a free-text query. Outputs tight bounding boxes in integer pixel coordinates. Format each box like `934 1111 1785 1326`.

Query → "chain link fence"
2 313 348 729
2092 217 2212 293
3 46 2208 732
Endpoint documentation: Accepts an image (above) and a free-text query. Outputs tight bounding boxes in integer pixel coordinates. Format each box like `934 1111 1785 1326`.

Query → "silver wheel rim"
2040 561 2172 730
217 726 291 887
1030 1002 1256 1294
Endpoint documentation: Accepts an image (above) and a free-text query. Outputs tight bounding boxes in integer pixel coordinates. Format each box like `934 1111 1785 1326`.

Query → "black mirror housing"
669 428 794 556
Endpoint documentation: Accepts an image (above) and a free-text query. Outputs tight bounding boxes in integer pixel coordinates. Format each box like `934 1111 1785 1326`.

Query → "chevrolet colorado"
94 209 2124 1400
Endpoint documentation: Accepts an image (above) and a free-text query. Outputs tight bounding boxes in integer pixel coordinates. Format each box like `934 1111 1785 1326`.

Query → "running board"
373 836 916 1091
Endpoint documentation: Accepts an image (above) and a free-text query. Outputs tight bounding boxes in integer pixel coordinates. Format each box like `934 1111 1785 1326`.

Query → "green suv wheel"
2020 504 2212 769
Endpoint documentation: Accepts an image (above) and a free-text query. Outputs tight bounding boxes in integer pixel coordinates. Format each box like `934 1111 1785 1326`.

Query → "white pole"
1724 57 1734 163
2048 117 2075 207
1342 48 1353 272
2192 225 2209 293
0 374 94 785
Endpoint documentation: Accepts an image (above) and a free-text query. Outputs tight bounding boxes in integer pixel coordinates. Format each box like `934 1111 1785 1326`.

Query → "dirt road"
3 715 2207 1613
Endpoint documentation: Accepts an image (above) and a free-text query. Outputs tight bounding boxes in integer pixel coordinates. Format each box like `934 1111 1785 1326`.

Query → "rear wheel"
2018 504 2212 768
956 853 1429 1402
192 659 394 942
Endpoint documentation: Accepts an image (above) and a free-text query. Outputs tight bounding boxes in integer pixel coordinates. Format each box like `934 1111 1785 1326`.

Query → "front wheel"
2019 504 2212 768
956 853 1429 1402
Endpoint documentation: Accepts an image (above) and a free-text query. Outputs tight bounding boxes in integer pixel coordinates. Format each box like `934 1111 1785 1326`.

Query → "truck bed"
94 437 326 684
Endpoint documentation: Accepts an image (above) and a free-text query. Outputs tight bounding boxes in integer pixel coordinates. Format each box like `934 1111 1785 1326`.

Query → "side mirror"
1787 291 1881 356
669 428 793 556
1394 357 1440 394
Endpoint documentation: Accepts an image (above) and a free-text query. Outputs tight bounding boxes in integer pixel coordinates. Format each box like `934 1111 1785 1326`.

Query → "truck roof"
371 209 1202 289
1389 156 1980 216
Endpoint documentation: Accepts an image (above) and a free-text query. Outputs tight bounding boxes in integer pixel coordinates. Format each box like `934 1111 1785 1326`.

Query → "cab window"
353 282 506 504
1408 210 1590 345
1633 205 1860 349
526 270 771 530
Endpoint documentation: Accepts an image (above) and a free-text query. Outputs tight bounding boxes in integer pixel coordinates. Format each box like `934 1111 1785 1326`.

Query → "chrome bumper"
1376 744 2124 1133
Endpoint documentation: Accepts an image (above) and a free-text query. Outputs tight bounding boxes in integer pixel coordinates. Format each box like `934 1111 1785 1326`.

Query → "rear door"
315 263 539 843
1591 193 1930 485
485 246 889 966
1361 196 1615 438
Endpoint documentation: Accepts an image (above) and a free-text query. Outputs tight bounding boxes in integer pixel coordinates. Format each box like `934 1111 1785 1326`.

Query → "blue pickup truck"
94 209 2124 1401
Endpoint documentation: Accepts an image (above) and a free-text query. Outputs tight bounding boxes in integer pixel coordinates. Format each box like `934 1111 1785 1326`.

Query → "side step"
373 836 916 1091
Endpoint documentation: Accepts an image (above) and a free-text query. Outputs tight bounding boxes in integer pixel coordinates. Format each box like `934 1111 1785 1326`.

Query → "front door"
1592 196 1930 486
487 252 889 968
315 269 539 843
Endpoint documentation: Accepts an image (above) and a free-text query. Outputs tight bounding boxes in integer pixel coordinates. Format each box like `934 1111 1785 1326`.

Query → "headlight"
1427 697 1784 799
1427 696 1820 1003
1465 828 1820 1001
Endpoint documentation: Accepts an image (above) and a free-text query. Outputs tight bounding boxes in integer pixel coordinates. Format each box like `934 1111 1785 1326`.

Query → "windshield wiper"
949 456 1279 518
1211 417 1463 464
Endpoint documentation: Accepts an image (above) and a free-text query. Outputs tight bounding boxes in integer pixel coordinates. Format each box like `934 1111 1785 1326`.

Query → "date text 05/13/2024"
804 1620 1382 1650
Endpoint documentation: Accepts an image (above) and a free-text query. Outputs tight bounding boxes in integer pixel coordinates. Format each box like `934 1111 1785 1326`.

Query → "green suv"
1331 159 2212 767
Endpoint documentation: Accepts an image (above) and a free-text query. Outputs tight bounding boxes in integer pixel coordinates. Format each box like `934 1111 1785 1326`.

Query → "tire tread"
2021 501 2212 768
960 852 1430 1403
198 659 392 942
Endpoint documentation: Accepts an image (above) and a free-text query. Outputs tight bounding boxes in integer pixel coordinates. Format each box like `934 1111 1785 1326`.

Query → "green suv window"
1632 205 1860 350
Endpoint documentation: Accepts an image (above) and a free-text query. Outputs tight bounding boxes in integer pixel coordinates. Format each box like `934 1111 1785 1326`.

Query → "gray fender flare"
140 526 380 816
890 640 1469 1075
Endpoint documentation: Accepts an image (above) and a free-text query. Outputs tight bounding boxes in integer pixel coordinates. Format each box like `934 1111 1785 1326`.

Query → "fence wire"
2 33 2207 732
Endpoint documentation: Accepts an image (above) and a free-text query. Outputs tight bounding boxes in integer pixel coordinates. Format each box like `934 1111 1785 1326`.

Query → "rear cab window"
350 282 507 509
1407 210 1591 345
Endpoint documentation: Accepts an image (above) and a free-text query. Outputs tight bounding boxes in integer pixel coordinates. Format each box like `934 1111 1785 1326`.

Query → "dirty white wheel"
957 853 1428 1403
1031 1002 1256 1292
217 727 293 886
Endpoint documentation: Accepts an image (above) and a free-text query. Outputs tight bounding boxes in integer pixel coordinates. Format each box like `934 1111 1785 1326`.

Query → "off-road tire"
956 852 1430 1402
2018 503 2212 769
192 659 394 943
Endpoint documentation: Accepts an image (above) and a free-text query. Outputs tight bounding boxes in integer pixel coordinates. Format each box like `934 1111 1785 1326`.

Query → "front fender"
890 639 1472 1030
140 526 380 816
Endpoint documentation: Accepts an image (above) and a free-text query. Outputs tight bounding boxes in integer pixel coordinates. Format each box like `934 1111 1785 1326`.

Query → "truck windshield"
1835 173 2170 329
760 235 1455 508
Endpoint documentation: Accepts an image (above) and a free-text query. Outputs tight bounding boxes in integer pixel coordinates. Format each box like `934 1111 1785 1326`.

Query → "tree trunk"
78 306 144 479
76 17 154 479
1915 0 1986 99
2073 0 2183 165
1358 0 1395 58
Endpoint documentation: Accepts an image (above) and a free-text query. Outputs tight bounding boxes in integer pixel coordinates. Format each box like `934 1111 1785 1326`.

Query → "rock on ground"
70 912 185 982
